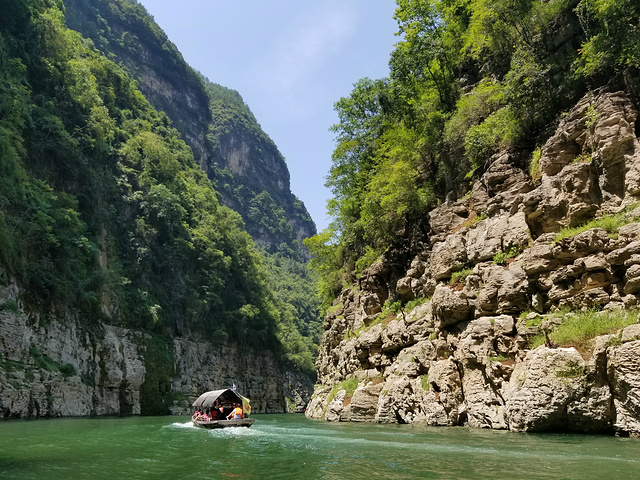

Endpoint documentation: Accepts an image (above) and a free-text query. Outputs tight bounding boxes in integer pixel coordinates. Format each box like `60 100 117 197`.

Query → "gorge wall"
0 279 311 418
306 89 640 436
0 0 317 419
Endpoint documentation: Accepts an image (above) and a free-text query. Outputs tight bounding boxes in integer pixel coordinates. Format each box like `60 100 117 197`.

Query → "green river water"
0 414 638 479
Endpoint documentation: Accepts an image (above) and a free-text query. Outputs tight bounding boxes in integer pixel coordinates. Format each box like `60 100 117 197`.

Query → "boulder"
382 319 415 353
625 147 640 197
349 382 384 422
575 252 610 271
428 202 470 235
457 317 498 361
538 94 590 176
475 264 530 316
554 228 613 262
496 262 531 314
558 286 610 310
466 212 532 264
478 152 534 216
504 346 600 432
623 253 640 267
305 386 332 419
608 341 640 436
325 389 347 422
425 359 465 426
621 324 640 343
607 240 640 265
618 222 640 241
387 340 436 378
376 375 447 425
358 292 383 318
536 89 637 209
460 364 508 429
395 276 414 299
357 323 384 350
431 285 474 328
523 163 599 235
429 234 468 281
590 91 638 203
624 264 640 294
520 235 560 275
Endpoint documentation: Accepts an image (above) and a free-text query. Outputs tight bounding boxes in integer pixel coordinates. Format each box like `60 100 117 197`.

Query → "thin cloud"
259 4 357 115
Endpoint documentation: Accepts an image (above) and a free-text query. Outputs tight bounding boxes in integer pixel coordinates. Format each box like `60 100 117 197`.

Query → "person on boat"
227 403 243 420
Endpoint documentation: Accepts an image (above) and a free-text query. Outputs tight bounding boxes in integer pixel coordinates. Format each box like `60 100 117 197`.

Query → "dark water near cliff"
0 414 638 479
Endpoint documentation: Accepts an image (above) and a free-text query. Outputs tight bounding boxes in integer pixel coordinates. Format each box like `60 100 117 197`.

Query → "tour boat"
191 388 255 429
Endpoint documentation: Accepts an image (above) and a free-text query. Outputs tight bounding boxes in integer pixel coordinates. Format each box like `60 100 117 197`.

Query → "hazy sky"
138 0 398 232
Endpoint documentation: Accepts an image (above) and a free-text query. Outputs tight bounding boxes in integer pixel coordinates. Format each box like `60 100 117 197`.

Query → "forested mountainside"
62 0 316 252
62 0 322 371
306 0 640 435
0 0 319 418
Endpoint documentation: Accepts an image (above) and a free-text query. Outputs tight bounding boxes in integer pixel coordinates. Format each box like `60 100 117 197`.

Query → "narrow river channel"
1 414 638 479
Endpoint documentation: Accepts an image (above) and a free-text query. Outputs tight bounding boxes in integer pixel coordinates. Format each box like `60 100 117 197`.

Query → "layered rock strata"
306 89 640 436
0 280 311 418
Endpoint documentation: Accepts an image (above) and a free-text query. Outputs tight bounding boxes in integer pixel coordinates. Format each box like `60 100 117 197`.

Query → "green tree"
576 0 640 79
391 0 461 110
310 0 637 311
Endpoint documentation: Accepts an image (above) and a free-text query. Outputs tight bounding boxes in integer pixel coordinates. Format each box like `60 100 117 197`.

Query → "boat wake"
164 421 259 438
165 421 198 430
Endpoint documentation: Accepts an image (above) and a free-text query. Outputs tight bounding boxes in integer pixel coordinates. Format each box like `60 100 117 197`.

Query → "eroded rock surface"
0 280 311 418
307 89 640 436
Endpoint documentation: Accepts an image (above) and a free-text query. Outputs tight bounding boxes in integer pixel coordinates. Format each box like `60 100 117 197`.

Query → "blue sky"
138 0 398 232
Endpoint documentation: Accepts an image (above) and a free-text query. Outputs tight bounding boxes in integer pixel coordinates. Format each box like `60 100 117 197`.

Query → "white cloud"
259 3 357 116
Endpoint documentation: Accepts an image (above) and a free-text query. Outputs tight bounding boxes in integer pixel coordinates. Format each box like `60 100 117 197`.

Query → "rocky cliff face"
306 89 640 436
0 279 312 418
64 0 212 164
213 123 316 247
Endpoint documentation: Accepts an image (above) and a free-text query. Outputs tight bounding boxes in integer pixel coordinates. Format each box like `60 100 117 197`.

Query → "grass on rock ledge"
344 297 430 340
529 307 639 354
554 205 640 243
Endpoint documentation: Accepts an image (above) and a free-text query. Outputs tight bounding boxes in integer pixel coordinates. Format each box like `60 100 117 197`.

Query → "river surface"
0 414 638 479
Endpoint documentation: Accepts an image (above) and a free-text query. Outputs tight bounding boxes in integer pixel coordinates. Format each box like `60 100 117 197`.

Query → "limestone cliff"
0 0 317 419
307 89 640 436
0 279 312 418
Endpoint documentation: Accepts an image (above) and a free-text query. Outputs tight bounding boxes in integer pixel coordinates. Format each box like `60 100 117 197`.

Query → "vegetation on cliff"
0 0 319 374
63 0 317 249
205 81 315 254
306 0 640 309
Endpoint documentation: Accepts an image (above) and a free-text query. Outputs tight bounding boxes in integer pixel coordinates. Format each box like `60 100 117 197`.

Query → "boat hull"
193 418 255 429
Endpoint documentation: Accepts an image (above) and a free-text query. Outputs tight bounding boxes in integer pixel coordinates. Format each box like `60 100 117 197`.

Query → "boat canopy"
192 389 249 411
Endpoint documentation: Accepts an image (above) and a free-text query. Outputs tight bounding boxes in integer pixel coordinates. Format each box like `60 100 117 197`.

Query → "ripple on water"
164 421 262 439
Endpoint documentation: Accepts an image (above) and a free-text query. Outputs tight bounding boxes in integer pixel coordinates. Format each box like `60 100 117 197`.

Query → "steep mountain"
62 0 322 374
204 81 316 251
62 0 316 251
305 0 640 435
0 0 316 418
